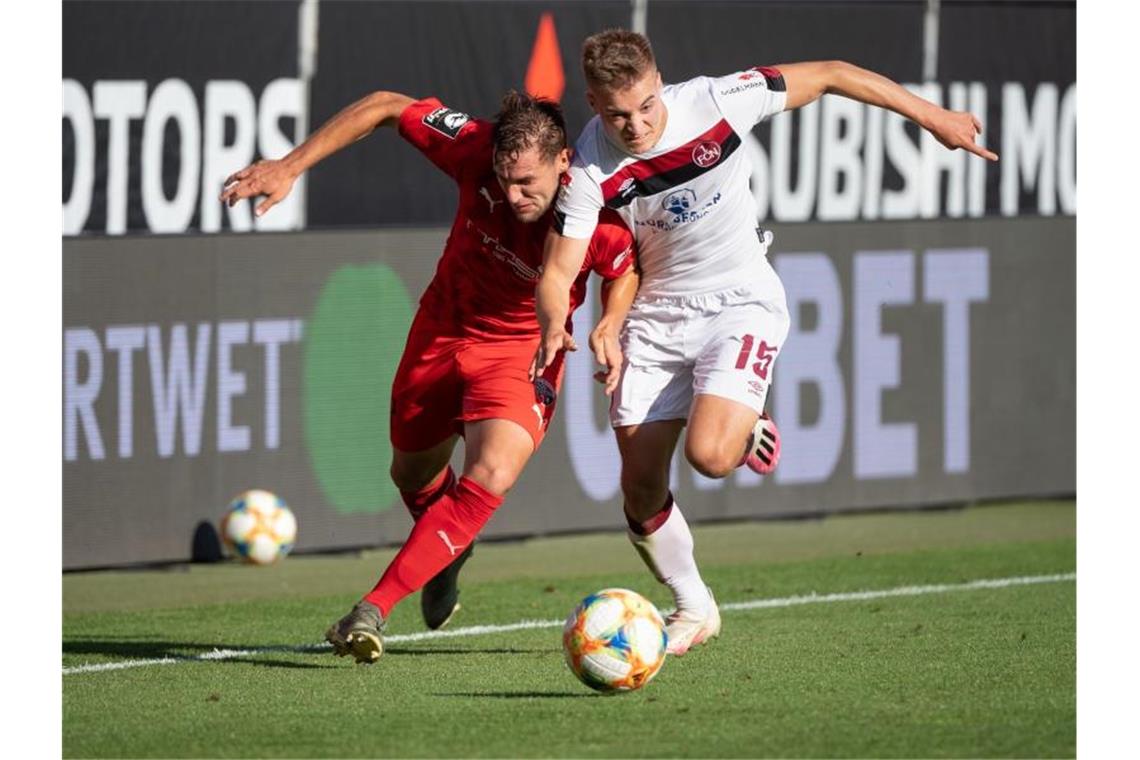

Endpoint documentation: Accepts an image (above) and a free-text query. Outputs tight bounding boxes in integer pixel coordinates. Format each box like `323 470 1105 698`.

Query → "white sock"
627 501 709 615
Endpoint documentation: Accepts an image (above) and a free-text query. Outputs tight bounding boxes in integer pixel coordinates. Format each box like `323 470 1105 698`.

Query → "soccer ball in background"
563 588 668 693
220 489 298 565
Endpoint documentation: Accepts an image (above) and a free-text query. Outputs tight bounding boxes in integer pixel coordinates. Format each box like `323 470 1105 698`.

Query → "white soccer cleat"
664 588 722 656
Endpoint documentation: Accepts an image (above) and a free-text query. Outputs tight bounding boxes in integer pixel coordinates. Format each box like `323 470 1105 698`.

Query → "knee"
621 469 670 520
463 461 520 498
389 458 439 493
684 436 739 480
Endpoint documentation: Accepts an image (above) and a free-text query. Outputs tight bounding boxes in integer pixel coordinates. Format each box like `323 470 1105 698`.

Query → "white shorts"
610 285 790 428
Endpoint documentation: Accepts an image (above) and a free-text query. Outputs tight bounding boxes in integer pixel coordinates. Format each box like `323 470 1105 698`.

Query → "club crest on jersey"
662 189 697 216
423 107 471 138
692 141 722 168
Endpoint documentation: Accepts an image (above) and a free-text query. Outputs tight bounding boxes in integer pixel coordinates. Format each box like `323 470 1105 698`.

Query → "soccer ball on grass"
220 489 297 565
562 588 668 693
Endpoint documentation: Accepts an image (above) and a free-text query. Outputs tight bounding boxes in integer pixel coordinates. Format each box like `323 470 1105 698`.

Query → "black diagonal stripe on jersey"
756 66 786 93
604 132 742 210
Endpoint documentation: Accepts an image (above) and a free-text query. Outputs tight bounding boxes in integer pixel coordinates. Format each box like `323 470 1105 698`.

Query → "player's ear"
556 148 571 173
585 88 597 112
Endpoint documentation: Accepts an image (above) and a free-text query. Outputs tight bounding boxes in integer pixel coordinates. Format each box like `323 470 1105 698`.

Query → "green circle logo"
303 264 415 514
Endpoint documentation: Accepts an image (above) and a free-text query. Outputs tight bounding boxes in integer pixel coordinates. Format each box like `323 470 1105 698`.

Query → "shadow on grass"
65 638 281 658
386 646 558 656
433 691 598 699
247 659 335 670
63 638 337 669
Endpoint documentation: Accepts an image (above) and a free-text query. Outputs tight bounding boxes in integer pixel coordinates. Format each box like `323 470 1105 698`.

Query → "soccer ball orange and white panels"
219 489 297 565
563 588 668 693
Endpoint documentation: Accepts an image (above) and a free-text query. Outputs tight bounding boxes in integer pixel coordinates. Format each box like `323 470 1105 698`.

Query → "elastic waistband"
633 282 769 309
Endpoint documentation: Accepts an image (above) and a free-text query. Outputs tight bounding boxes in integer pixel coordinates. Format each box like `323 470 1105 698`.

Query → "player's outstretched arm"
533 230 592 377
590 267 639 395
778 61 998 161
219 90 416 216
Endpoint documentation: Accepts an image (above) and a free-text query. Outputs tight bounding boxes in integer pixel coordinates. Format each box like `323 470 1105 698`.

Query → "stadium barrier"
63 217 1074 568
63 0 1074 567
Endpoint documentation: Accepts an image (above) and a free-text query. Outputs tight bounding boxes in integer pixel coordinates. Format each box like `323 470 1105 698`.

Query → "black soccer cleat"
421 542 474 630
325 600 386 664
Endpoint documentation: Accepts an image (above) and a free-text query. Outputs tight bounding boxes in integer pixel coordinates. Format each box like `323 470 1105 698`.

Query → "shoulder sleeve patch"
422 107 472 139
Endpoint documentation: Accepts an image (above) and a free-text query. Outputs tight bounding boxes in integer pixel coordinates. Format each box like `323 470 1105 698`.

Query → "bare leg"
684 394 759 479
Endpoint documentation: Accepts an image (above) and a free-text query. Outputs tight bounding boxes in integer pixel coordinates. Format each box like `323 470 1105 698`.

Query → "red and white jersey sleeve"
553 155 606 240
708 66 787 136
585 208 636 281
398 98 490 181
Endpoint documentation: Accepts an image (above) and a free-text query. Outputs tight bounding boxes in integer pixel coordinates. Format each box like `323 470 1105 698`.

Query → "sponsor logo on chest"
463 218 543 282
634 187 724 233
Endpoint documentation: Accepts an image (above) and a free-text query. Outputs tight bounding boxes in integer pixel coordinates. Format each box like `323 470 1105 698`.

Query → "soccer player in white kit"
536 30 998 655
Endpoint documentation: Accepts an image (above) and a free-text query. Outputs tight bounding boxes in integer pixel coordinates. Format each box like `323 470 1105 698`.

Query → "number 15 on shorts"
735 335 777 380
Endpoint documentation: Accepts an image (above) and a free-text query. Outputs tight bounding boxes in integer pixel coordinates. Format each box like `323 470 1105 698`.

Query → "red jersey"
398 98 636 339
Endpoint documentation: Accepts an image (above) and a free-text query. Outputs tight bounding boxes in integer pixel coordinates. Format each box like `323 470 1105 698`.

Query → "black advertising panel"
63 1 302 236
305 0 631 227
938 0 1077 218
63 2 1076 234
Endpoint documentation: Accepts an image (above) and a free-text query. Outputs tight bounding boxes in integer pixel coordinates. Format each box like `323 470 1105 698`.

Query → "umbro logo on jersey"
423 107 472 139
479 187 503 214
692 142 722 168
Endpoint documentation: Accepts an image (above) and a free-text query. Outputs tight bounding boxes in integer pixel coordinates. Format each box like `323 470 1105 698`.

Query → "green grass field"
62 500 1075 758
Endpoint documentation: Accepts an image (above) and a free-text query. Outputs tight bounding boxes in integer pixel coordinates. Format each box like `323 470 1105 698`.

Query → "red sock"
400 466 455 521
364 476 503 618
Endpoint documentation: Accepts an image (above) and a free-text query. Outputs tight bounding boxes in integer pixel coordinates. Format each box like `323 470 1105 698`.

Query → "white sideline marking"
62 572 1075 676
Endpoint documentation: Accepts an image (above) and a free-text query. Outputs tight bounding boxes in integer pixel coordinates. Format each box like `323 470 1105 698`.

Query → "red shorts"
390 313 565 453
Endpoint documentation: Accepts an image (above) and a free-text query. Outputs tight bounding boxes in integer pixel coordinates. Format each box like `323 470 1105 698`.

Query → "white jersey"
556 67 788 299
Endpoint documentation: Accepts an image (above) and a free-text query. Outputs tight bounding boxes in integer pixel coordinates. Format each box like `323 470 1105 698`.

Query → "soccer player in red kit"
220 90 638 664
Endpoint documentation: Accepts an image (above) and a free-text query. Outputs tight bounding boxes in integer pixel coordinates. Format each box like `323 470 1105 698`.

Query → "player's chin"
511 205 544 223
623 134 650 151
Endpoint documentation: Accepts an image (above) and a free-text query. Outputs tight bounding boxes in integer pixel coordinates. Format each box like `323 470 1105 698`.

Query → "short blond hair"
582 29 656 90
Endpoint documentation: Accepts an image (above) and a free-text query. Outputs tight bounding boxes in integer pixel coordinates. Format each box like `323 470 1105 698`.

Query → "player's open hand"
219 159 298 217
530 328 577 380
588 323 623 396
927 109 999 161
